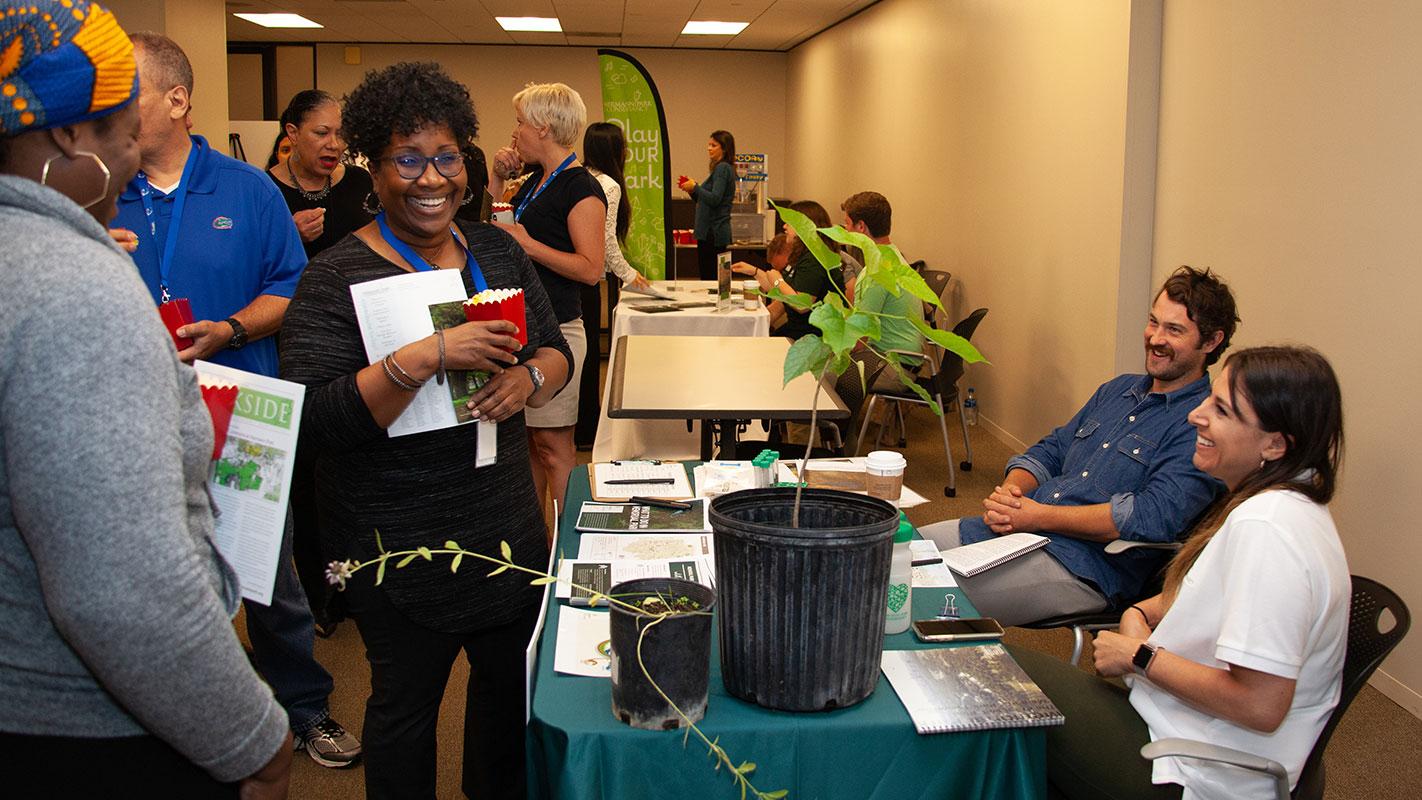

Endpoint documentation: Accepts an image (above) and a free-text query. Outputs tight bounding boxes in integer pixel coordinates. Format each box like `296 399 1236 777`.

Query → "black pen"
912 557 944 567
606 478 675 485
629 497 693 511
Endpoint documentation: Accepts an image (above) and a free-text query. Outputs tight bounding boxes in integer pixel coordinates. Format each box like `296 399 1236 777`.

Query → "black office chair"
920 269 952 321
1140 575 1410 800
853 307 988 497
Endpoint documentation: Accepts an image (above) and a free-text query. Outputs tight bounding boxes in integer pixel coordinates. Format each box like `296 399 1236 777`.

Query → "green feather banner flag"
597 49 671 279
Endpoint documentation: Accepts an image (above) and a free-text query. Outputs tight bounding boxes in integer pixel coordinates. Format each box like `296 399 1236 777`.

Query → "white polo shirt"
1128 489 1349 800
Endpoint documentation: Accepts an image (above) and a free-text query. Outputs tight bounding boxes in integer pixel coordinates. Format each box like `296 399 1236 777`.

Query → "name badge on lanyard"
137 145 199 349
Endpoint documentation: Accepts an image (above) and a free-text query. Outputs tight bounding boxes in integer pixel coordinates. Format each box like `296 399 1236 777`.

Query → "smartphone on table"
910 617 1006 643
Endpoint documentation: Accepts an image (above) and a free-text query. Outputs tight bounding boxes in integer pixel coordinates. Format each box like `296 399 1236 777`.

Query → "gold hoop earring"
41 150 112 210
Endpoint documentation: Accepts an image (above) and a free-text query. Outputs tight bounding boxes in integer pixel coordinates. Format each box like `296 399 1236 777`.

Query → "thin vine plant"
325 532 788 800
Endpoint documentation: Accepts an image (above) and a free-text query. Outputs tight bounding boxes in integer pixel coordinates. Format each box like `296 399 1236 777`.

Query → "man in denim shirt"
921 267 1239 625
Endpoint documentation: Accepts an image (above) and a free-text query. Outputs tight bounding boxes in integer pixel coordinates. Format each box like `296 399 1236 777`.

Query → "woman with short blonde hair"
489 82 607 521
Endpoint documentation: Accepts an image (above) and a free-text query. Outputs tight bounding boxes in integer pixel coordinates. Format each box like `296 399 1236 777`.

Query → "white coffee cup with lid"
864 450 907 502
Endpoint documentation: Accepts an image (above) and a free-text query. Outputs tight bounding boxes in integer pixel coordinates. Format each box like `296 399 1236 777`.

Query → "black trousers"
1 730 240 798
696 239 721 280
575 279 605 449
344 573 537 800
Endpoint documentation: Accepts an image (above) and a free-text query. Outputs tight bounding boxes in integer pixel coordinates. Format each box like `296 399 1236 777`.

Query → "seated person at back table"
732 200 843 338
918 266 1239 626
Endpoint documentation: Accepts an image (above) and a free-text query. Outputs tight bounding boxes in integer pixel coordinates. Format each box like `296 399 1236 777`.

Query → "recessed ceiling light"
232 13 323 29
497 16 562 33
682 21 748 36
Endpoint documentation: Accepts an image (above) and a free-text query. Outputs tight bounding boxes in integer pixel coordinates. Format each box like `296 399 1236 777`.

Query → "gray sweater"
0 176 288 782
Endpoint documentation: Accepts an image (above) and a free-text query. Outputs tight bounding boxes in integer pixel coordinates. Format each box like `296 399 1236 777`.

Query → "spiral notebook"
881 645 1064 734
940 533 1049 577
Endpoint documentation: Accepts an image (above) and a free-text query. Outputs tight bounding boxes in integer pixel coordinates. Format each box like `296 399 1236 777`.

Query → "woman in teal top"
678 130 736 279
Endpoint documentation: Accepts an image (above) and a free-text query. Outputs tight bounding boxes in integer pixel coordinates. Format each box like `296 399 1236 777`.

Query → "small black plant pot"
608 577 716 730
710 488 898 712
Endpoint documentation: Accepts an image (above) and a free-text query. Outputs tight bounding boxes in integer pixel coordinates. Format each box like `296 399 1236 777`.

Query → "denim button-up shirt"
959 373 1223 605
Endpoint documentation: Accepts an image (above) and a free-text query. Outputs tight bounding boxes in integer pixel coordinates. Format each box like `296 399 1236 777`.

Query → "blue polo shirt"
113 135 306 377
959 373 1224 605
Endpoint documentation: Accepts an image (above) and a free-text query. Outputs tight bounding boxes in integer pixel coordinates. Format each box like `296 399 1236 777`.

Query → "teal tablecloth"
526 465 1046 800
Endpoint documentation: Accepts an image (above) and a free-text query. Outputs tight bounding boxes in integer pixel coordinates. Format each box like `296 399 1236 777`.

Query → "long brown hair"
708 129 735 173
1161 346 1343 601
785 199 839 263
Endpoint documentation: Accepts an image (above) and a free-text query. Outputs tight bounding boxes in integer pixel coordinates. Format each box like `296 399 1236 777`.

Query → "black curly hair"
340 62 479 162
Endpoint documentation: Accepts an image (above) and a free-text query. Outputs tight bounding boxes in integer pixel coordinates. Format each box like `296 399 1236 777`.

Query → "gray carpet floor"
260 393 1421 798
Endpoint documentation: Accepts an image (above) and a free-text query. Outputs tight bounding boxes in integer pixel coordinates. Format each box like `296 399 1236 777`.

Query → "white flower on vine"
325 560 355 589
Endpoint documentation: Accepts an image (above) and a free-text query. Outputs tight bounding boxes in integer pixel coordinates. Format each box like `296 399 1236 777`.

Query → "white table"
591 281 770 461
606 335 849 459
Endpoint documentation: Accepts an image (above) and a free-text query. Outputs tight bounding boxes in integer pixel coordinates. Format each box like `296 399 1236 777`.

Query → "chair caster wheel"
945 487 956 498
960 461 973 472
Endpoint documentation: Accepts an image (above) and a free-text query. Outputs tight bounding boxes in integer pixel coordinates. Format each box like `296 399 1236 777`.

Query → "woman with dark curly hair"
268 89 373 258
279 61 572 799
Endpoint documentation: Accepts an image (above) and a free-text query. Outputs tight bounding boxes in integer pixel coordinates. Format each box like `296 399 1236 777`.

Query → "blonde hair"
513 82 586 148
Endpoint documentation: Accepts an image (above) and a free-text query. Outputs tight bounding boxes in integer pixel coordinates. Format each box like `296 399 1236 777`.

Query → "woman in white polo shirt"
1015 345 1349 800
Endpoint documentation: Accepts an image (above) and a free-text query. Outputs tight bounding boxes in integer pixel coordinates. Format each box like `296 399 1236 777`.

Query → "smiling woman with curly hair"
278 61 572 800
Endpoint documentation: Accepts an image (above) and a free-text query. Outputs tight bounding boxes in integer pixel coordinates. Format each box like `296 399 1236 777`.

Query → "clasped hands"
438 319 535 423
980 483 1046 534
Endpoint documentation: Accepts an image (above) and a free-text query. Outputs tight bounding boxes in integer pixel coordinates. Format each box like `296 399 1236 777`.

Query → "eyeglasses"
380 151 465 180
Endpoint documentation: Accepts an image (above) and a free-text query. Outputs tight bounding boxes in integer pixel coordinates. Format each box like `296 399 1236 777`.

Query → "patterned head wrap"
0 1 137 136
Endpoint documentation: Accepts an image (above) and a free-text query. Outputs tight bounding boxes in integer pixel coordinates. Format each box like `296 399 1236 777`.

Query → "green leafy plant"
763 201 988 523
325 534 788 800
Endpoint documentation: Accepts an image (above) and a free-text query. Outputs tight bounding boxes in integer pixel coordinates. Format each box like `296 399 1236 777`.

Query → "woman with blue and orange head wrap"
0 3 292 797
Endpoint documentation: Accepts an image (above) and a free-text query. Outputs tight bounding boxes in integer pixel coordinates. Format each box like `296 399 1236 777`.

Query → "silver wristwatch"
522 362 544 392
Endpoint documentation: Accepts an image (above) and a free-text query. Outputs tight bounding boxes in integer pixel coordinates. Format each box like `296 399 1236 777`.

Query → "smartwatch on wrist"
1132 642 1161 676
225 317 248 350
522 362 545 392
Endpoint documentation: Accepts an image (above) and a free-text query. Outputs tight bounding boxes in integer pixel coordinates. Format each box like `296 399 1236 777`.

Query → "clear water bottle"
963 387 978 426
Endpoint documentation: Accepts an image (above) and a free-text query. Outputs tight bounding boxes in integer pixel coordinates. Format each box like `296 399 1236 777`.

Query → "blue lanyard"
375 212 488 293
513 152 577 222
136 143 199 303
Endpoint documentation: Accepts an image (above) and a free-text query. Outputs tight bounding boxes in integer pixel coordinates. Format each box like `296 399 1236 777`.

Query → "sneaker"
296 718 362 768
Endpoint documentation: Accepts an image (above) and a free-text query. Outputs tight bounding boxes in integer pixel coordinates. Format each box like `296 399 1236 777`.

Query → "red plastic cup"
158 298 195 351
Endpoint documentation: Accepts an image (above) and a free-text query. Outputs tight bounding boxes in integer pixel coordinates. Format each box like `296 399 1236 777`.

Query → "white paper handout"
554 556 716 601
194 361 304 606
909 539 957 588
576 532 716 564
348 269 498 459
554 606 613 678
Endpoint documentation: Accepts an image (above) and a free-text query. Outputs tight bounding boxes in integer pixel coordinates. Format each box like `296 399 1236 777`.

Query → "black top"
778 248 844 340
269 164 374 259
510 164 606 324
278 220 572 633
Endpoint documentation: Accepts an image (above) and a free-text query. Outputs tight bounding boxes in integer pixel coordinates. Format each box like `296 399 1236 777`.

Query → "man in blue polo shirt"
112 32 360 768
920 267 1239 626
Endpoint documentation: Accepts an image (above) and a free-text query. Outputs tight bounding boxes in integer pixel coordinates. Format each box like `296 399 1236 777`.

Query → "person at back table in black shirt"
733 199 844 339
268 89 373 259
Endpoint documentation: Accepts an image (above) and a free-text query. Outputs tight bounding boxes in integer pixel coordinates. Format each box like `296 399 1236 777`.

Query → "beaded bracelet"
387 351 425 387
381 354 423 392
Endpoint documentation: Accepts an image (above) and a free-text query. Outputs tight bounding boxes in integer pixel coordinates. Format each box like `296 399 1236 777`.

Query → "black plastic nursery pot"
608 577 717 730
709 488 899 712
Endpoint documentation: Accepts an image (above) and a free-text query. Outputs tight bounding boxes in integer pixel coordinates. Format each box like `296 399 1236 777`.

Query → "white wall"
313 44 788 198
1152 0 1422 715
787 0 1150 447
107 0 230 146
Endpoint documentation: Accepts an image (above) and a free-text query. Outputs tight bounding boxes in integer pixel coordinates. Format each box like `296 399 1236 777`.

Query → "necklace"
286 155 333 202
